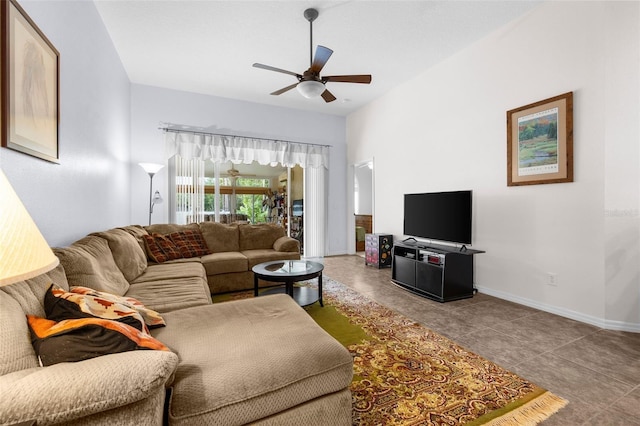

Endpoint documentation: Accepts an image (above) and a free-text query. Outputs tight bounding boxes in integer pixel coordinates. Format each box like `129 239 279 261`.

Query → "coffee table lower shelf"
252 260 324 308
259 285 321 307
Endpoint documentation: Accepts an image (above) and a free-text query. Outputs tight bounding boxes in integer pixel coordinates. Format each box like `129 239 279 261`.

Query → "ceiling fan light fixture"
297 80 325 98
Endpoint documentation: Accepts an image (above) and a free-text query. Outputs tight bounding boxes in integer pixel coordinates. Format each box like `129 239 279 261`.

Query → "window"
204 175 273 223
172 160 290 225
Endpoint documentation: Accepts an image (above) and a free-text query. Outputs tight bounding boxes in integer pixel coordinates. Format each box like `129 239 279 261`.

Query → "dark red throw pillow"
168 230 210 258
143 233 183 263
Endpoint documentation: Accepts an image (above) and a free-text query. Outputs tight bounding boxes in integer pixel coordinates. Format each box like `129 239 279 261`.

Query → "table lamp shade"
0 170 59 286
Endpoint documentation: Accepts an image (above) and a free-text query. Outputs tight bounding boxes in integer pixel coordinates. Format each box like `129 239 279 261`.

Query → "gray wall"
0 0 131 247
129 84 349 255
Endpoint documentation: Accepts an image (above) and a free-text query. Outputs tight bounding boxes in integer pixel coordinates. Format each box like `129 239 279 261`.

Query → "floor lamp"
139 163 164 226
0 169 59 287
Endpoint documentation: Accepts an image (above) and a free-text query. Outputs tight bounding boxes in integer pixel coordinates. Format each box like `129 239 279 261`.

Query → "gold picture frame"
507 92 573 186
1 0 59 163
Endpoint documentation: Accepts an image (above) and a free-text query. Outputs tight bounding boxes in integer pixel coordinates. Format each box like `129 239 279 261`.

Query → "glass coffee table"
252 260 324 307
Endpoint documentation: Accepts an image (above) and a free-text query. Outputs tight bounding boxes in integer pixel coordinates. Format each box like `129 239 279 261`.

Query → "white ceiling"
94 0 540 116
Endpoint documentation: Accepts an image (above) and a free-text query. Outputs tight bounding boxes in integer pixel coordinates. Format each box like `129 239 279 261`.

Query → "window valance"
164 129 329 169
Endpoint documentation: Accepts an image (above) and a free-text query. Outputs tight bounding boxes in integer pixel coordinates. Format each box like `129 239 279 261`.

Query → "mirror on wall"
353 160 373 253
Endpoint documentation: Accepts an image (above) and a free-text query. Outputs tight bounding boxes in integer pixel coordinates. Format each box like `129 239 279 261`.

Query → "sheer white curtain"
165 131 329 168
164 129 330 256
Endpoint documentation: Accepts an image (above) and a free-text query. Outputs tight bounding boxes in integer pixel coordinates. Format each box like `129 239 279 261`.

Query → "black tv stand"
391 241 485 302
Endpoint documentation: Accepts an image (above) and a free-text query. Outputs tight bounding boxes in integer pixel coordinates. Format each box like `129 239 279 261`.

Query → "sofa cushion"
0 351 178 426
119 224 149 254
27 315 169 367
152 295 353 425
242 249 302 269
131 262 206 283
238 224 286 251
0 264 69 319
126 277 212 313
127 262 211 313
53 236 130 296
201 252 248 276
0 290 39 375
168 229 210 258
145 223 200 235
199 222 239 252
273 235 301 253
45 284 149 332
143 233 183 263
91 228 148 282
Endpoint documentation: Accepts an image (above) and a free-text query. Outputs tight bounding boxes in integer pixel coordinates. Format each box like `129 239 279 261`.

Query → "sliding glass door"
169 157 316 256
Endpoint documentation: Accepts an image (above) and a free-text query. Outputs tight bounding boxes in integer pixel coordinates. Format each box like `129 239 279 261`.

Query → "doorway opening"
353 160 373 256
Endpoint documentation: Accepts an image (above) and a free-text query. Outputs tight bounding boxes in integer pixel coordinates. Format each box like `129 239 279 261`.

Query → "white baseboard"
475 285 640 333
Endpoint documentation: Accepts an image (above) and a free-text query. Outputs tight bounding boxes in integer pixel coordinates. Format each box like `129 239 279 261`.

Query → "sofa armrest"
0 350 178 425
273 236 300 253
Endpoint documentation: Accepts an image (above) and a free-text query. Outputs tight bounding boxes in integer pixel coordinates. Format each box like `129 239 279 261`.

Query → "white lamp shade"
297 80 325 98
139 162 164 175
0 170 59 286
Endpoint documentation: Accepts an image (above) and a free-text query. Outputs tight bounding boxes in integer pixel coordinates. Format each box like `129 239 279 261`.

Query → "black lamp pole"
147 172 156 226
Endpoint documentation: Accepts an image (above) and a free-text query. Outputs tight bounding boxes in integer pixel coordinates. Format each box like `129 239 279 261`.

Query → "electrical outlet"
547 272 558 286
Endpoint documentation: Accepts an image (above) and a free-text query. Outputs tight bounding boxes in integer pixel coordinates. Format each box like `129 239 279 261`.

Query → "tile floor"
321 255 640 425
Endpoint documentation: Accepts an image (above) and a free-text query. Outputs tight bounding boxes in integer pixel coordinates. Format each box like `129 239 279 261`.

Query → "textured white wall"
347 1 640 330
129 84 348 254
0 0 131 247
602 2 640 329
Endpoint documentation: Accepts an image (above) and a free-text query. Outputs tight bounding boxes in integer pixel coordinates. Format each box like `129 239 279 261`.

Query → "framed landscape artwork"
507 92 573 186
1 0 60 163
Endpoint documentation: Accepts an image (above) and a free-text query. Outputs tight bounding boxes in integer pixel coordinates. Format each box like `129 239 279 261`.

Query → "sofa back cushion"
119 224 149 254
54 236 130 296
199 222 239 252
91 229 148 282
238 224 286 251
145 223 199 235
0 265 68 375
0 291 39 374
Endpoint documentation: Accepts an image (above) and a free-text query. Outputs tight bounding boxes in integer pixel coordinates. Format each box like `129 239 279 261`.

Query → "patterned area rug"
214 277 567 425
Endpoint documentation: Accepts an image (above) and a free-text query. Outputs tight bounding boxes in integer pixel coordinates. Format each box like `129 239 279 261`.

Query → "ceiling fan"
252 8 372 103
223 166 256 179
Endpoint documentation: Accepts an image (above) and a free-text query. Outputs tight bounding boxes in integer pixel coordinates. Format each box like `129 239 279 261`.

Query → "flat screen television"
403 190 472 245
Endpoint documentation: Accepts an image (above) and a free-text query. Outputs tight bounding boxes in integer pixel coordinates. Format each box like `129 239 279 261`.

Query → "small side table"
365 233 393 268
252 260 324 307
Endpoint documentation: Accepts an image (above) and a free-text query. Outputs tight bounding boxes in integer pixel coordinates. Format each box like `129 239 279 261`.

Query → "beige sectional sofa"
0 223 353 425
141 222 301 294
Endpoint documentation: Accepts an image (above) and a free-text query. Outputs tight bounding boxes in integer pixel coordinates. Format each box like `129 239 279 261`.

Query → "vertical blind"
303 166 327 258
170 156 205 225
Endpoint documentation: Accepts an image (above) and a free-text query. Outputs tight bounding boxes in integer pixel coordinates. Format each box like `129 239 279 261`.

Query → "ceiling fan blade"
321 89 336 103
323 75 372 84
271 83 299 96
310 45 333 73
253 63 301 78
